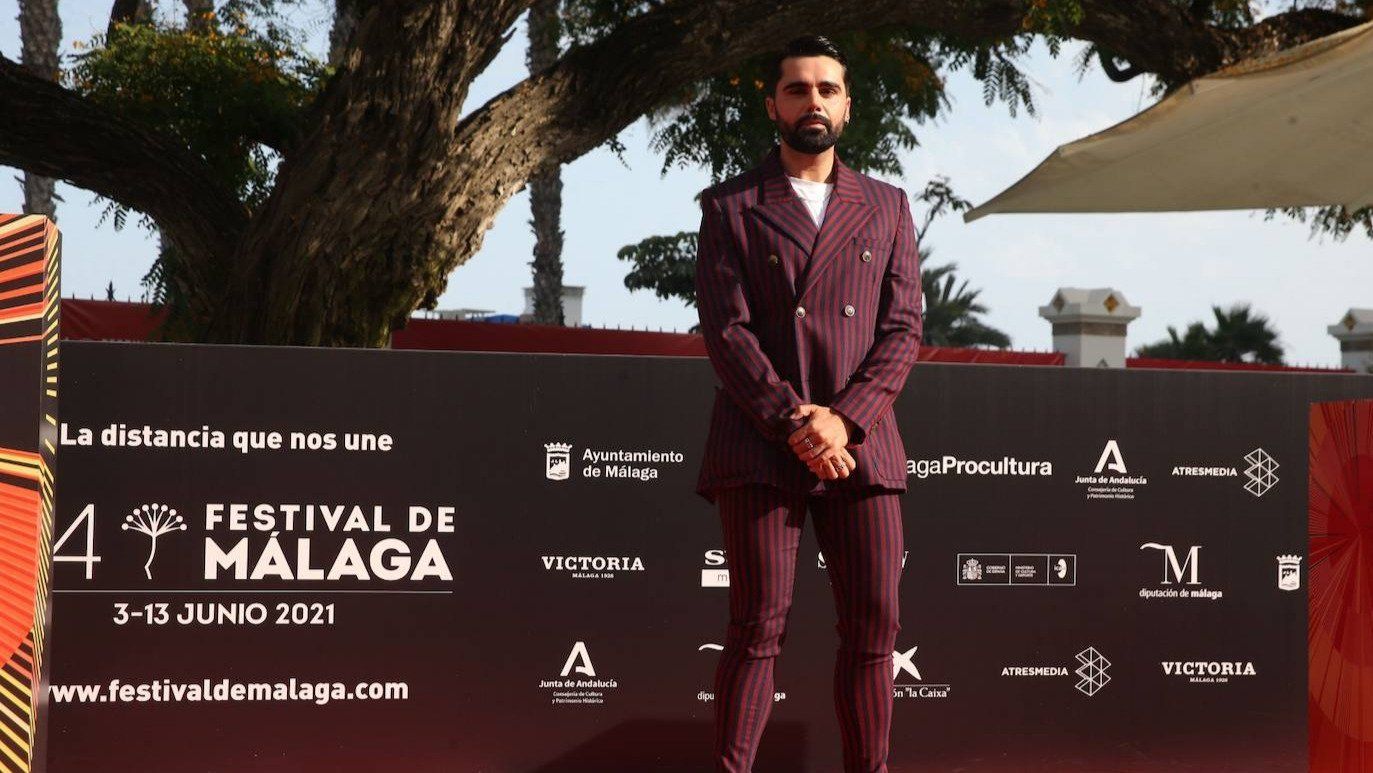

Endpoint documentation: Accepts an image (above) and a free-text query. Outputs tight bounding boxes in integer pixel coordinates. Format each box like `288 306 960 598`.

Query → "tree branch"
423 0 1365 265
1096 50 1143 82
210 0 1366 344
1230 7 1364 63
0 56 247 282
214 0 537 343
1071 0 1361 88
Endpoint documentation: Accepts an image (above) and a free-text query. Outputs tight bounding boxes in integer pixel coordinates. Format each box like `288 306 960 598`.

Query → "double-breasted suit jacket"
694 147 923 504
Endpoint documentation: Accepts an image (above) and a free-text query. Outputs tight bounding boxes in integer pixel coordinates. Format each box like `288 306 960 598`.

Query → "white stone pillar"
1038 288 1142 368
521 285 586 326
1328 309 1373 374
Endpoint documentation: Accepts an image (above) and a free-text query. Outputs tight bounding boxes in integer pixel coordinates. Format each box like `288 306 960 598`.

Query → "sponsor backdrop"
40 342 1373 772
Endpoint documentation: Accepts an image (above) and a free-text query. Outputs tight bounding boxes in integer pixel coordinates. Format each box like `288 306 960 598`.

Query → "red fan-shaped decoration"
1309 401 1373 771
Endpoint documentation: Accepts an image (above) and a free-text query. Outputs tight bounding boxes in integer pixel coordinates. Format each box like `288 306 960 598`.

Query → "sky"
2 1 1370 366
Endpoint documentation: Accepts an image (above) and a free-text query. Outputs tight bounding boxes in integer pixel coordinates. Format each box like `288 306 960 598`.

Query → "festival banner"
36 342 1373 771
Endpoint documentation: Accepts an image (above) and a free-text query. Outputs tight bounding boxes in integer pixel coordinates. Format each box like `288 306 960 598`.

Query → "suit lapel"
748 150 818 258
797 157 877 302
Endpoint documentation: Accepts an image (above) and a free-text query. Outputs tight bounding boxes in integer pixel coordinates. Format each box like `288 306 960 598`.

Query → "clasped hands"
786 404 857 481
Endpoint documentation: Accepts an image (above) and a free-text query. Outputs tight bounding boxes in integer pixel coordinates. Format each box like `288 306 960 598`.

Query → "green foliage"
579 8 1041 310
909 174 971 238
1208 303 1284 363
68 12 327 209
1136 321 1214 360
1020 0 1085 36
1135 303 1285 364
640 29 951 182
1196 0 1258 30
902 176 1012 349
1265 204 1373 241
920 257 1012 348
618 231 699 305
559 0 652 38
564 5 1041 182
66 4 325 334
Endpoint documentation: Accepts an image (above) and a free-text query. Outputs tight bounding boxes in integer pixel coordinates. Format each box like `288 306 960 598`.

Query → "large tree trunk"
18 0 61 221
162 1 216 330
1 0 1361 346
207 1 537 346
526 0 565 326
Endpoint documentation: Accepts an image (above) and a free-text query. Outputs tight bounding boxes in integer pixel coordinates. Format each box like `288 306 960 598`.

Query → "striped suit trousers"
712 483 903 773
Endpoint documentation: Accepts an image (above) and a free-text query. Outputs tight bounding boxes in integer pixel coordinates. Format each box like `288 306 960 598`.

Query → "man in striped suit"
693 35 922 773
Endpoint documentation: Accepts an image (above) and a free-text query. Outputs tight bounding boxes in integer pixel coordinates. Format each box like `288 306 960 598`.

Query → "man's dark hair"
766 35 850 95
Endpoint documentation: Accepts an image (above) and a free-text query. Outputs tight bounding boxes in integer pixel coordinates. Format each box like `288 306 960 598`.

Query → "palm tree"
920 254 1011 349
526 0 567 325
1134 304 1284 364
18 0 62 221
1208 304 1284 364
1134 321 1211 360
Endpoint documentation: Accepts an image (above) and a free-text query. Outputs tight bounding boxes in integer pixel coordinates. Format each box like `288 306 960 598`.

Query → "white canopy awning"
964 20 1373 222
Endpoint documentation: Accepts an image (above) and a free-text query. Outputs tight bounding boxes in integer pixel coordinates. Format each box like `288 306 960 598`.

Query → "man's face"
766 55 850 155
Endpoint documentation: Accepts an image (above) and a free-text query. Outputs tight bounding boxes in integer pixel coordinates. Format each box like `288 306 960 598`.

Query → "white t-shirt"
788 176 834 227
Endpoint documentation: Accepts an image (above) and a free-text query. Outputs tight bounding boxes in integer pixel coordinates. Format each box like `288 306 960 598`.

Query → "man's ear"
764 95 776 121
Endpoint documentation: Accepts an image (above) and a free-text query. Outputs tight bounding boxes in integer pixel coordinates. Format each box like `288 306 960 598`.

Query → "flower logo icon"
122 504 187 579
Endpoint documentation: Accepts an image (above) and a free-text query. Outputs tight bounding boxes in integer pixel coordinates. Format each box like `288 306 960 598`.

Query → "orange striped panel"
0 214 56 773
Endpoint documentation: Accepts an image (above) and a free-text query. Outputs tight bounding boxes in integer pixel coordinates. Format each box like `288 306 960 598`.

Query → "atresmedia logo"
1243 448 1280 497
1074 647 1112 696
1170 447 1279 498
1001 647 1111 697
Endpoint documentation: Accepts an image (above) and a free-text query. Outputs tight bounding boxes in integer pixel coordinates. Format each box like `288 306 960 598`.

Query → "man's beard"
777 113 844 155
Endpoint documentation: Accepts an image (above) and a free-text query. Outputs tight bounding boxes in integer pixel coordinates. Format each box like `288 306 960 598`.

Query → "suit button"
861 250 872 262
768 254 780 265
795 306 806 319
843 305 855 317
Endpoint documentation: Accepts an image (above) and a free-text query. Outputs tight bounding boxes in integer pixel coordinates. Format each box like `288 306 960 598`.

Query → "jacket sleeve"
829 193 923 447
695 192 806 444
